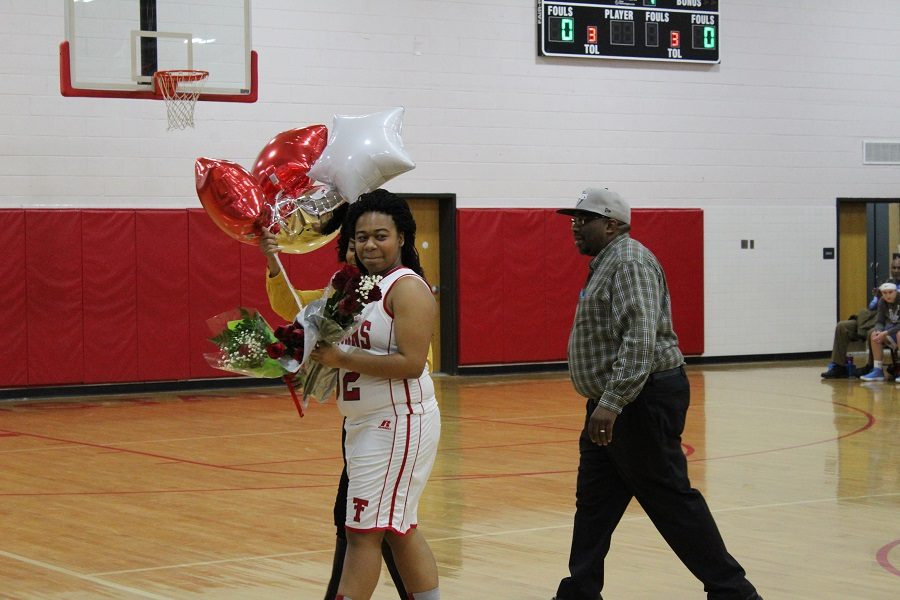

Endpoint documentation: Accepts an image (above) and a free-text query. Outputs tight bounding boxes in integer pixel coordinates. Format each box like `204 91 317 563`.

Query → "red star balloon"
251 125 328 202
195 157 267 244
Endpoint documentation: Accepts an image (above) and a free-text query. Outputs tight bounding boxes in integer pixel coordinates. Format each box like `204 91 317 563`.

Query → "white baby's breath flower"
356 275 381 298
356 275 383 298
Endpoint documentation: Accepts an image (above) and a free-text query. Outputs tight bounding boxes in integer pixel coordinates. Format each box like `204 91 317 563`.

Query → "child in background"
859 281 900 382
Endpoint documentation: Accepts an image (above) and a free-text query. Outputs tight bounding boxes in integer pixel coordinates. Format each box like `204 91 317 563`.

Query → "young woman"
259 224 410 600
310 189 441 600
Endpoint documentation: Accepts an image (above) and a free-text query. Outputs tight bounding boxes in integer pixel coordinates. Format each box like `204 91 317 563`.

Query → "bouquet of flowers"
204 308 308 417
204 264 382 413
291 263 383 403
205 308 286 378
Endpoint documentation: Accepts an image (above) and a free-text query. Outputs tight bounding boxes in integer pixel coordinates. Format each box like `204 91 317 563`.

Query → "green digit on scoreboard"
549 16 575 43
561 17 574 42
703 26 716 49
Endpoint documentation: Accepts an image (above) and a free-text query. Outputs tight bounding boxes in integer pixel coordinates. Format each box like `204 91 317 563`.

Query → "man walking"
552 188 762 600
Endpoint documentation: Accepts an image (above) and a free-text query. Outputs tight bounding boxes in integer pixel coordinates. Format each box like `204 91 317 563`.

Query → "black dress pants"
556 370 758 600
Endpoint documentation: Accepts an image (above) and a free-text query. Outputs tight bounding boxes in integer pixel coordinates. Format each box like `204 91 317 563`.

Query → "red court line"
876 539 900 577
0 481 339 497
0 401 876 496
0 429 337 477
686 401 875 463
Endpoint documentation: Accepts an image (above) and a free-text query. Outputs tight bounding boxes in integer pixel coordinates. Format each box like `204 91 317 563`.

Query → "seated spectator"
859 282 900 382
821 306 877 378
822 256 900 378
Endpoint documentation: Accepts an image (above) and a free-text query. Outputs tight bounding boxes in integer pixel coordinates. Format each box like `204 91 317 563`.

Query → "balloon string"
274 254 304 312
284 374 304 418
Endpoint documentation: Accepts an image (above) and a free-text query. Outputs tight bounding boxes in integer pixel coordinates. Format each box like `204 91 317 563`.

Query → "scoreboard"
538 0 719 64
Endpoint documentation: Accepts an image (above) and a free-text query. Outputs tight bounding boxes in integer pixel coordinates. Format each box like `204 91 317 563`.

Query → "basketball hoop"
153 70 209 130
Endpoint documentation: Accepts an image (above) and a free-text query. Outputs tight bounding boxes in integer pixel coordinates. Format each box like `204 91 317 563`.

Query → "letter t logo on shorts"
351 497 369 522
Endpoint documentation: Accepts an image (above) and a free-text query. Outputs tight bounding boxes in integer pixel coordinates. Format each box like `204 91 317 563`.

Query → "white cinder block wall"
2 0 900 358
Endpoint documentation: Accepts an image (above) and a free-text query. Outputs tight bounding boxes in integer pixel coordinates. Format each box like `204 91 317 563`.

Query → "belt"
647 365 684 383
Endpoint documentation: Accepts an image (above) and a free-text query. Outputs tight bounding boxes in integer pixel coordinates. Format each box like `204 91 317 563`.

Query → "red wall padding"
0 208 342 388
0 211 27 386
26 211 84 385
135 211 191 382
457 210 593 365
284 241 345 294
457 208 704 366
0 207 700 388
82 211 138 383
457 211 506 363
188 210 243 379
240 242 280 326
630 209 705 356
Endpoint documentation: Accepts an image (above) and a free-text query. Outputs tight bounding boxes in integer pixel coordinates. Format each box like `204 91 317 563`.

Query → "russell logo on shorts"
378 419 392 431
352 497 369 522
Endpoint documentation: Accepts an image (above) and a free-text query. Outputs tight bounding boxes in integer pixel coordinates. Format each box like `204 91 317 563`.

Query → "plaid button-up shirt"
568 234 683 413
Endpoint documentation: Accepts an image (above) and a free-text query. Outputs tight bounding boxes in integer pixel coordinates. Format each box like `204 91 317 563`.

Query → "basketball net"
153 70 209 130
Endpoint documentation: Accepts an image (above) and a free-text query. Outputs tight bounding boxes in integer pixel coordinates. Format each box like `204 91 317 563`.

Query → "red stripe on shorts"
389 414 412 527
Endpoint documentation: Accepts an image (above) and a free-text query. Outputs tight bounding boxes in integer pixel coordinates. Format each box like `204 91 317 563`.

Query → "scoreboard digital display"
538 0 719 64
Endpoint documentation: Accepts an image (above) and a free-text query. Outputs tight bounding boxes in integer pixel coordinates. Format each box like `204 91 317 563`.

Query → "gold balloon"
273 209 338 253
267 186 346 254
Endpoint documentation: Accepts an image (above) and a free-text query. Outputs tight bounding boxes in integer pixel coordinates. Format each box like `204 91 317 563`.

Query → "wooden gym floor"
0 360 898 599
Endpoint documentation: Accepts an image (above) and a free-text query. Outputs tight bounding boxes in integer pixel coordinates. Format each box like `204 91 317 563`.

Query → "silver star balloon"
307 107 415 203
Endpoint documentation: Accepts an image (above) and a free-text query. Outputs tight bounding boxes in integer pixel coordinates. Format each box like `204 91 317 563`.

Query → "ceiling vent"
863 140 900 165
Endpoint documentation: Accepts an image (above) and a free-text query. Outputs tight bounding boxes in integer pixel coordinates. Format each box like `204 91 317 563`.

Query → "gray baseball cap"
557 187 631 225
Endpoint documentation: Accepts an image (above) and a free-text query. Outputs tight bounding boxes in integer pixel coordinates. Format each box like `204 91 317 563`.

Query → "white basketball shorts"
343 408 441 534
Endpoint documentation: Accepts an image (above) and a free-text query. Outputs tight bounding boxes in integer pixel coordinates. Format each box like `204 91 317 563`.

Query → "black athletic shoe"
821 363 849 379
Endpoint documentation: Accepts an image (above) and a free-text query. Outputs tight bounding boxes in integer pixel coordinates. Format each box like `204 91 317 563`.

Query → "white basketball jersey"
337 267 437 422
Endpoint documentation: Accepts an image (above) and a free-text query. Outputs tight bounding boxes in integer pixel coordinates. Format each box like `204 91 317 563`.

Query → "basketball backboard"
61 0 257 102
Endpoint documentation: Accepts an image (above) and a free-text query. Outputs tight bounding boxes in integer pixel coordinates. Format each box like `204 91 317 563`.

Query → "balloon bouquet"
198 107 415 416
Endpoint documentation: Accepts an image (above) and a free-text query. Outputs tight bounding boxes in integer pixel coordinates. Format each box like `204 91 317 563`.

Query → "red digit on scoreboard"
587 26 598 44
670 31 680 47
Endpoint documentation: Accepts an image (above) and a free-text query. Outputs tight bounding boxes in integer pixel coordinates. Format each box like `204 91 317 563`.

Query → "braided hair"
344 189 424 278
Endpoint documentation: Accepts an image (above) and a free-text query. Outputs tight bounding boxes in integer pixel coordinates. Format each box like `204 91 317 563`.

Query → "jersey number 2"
342 372 361 401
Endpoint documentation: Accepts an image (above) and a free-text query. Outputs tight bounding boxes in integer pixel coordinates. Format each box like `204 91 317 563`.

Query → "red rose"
266 342 286 359
366 287 382 303
290 328 305 346
292 346 305 361
332 264 358 290
337 296 362 317
274 326 291 342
